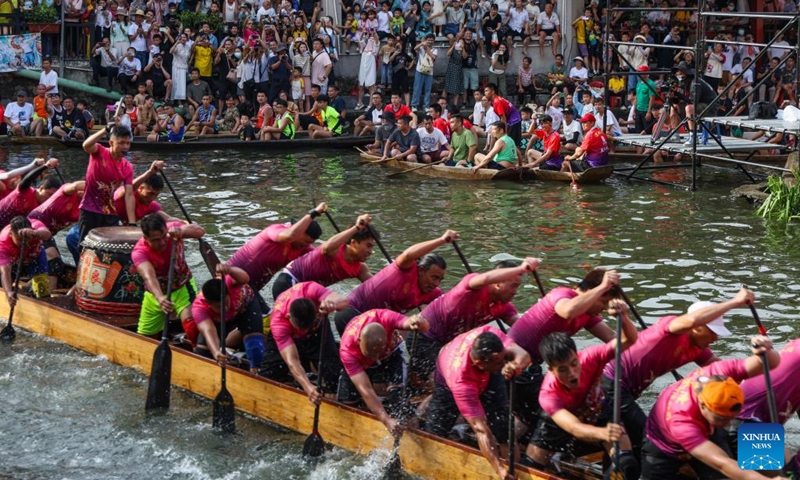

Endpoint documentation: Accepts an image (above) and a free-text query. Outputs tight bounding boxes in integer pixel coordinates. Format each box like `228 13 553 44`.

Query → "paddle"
386 158 448 177
619 290 682 381
324 211 341 234
145 240 177 410
0 238 28 342
532 271 547 298
382 329 419 479
212 274 236 433
745 298 779 424
609 310 624 480
53 166 65 183
565 159 581 191
366 223 392 264
159 171 220 276
452 241 507 334
507 377 516 477
302 310 330 458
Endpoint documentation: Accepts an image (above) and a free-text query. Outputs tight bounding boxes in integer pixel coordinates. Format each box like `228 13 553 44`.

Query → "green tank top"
275 112 295 139
496 135 517 162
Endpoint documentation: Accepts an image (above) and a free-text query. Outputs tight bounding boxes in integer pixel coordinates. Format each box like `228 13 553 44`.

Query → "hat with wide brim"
672 61 695 76
134 9 145 16
573 56 584 63
634 34 647 42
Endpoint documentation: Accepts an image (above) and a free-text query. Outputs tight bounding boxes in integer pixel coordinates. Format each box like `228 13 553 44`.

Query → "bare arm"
124 185 137 225
351 371 400 435
83 127 108 155
320 214 371 257
132 160 166 190
465 416 511 480
395 230 458 270
553 270 619 320
467 257 539 290
669 287 753 334
690 441 783 480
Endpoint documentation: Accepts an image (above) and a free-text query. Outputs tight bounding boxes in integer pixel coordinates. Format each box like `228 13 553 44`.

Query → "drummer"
132 213 205 339
0 216 53 302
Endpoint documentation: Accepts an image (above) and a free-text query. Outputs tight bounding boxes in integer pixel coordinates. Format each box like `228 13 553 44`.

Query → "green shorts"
137 278 198 336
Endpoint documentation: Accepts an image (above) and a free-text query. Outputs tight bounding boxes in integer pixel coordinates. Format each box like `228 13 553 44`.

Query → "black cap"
381 111 396 121
305 220 322 240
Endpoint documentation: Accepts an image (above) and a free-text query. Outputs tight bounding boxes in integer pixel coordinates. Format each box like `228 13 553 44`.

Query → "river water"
1 144 798 479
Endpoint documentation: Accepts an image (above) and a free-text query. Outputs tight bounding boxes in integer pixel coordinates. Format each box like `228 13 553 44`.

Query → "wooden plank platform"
615 134 784 154
705 116 800 135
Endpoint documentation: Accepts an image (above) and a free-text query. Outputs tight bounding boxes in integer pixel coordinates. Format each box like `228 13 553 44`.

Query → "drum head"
83 226 142 249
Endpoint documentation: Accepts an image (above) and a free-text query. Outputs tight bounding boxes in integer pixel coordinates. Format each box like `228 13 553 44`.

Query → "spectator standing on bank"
411 34 438 111
170 32 191 105
111 8 131 55
444 29 466 109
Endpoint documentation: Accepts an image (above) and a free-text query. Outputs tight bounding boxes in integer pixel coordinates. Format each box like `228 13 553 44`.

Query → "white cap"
688 301 732 337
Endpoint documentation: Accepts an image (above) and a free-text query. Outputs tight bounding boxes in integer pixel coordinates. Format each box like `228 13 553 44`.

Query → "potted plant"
23 4 59 34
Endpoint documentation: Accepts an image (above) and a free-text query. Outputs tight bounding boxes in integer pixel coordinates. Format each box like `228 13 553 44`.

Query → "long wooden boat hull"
520 165 614 183
4 295 563 480
7 135 369 152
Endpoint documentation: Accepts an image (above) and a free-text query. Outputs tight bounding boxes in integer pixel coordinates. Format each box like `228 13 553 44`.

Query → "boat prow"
4 295 573 480
520 165 615 183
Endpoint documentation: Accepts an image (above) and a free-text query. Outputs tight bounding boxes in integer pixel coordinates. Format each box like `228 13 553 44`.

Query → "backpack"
748 101 778 120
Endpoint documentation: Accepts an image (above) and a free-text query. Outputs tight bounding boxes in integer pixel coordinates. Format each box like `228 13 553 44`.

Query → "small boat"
360 152 614 183
3 295 589 480
8 134 368 152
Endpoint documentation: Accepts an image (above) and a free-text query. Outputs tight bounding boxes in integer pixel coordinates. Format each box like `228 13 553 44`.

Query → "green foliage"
23 4 58 23
178 10 224 34
756 170 800 223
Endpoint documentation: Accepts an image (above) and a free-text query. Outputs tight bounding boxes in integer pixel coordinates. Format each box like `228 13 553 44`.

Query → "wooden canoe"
361 152 614 183
3 294 579 480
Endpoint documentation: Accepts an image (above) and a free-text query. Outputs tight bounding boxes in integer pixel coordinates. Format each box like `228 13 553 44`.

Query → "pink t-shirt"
340 309 407 377
131 221 192 292
270 281 334 351
741 338 800 424
421 273 518 344
0 187 39 229
285 244 363 286
190 275 255 326
79 144 134 216
646 359 748 456
539 343 614 422
347 261 443 313
603 316 714 399
436 325 515 419
113 186 162 221
509 286 602 364
0 219 47 266
227 224 312 292
28 184 81 236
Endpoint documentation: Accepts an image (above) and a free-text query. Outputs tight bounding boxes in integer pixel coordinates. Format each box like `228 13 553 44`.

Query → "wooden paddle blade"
199 239 221 277
145 340 172 410
0 323 15 341
381 451 403 480
212 386 236 433
302 431 326 458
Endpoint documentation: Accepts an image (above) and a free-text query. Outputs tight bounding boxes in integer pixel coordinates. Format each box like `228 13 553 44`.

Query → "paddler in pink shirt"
412 257 540 380
112 161 181 224
333 229 458 335
337 309 430 437
642 335 780 480
259 281 348 404
272 213 376 300
0 157 61 230
602 288 751 458
522 300 640 480
0 216 52 303
425 325 531 480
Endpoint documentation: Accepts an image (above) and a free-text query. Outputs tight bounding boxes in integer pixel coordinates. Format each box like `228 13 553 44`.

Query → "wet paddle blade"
381 450 403 480
302 431 325 458
145 340 172 410
212 385 236 433
199 239 221 277
0 323 15 342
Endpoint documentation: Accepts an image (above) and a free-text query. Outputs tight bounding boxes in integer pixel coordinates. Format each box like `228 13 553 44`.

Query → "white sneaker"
355 103 365 110
683 134 695 146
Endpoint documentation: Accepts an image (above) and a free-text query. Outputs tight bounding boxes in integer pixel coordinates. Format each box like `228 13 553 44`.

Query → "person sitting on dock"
602 288 749 460
562 114 609 172
259 99 296 140
147 101 185 143
226 203 324 302
188 264 267 375
382 115 421 162
50 96 89 142
417 115 453 163
271 213 376 299
132 213 204 342
260 281 349 403
354 92 384 137
444 114 477 166
307 95 343 139
508 269 619 441
642 336 780 480
472 121 521 172
4 90 34 138
29 85 49 137
426 326 531 480
186 94 218 136
521 303 640 480
412 258 540 380
333 230 455 335
337 309 430 437
365 111 397 154
0 216 53 301
0 158 60 230
524 114 562 170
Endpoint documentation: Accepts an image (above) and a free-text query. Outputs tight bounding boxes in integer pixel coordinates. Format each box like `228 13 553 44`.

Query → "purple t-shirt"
740 338 800 424
420 273 517 345
509 286 602 364
347 261 443 313
539 343 614 421
227 223 313 292
285 244 363 286
603 315 714 399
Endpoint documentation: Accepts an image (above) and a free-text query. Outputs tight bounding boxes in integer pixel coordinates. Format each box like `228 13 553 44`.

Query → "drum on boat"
75 226 145 317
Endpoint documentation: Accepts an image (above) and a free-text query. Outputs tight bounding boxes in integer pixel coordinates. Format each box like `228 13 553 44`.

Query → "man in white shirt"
117 47 143 94
411 34 438 111
39 57 58 94
127 9 151 67
507 0 529 53
592 96 622 137
768 33 790 61
416 115 452 162
256 0 276 23
4 91 34 137
560 108 582 152
91 37 119 91
535 2 560 57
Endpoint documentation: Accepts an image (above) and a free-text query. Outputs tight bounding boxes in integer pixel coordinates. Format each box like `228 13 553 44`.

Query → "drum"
75 226 144 317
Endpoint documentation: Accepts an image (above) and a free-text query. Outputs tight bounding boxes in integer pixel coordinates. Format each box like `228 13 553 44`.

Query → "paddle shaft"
324 212 341 233
160 171 194 223
387 158 448 177
219 275 228 388
402 330 419 401
508 378 516 475
310 312 329 435
451 241 508 334
3 238 28 333
533 271 546 298
160 242 178 342
612 311 623 473
746 301 778 424
366 223 392 264
619 290 682 381
53 166 65 183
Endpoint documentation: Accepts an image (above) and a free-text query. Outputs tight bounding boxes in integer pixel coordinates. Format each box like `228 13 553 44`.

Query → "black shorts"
393 73 410 94
334 306 362 336
540 28 556 36
514 365 545 429
77 209 121 246
568 159 592 172
530 401 610 456
508 121 522 147
508 28 525 40
337 348 405 404
152 82 167 98
271 271 297 300
641 430 732 480
425 373 509 444
409 333 442 380
195 295 263 350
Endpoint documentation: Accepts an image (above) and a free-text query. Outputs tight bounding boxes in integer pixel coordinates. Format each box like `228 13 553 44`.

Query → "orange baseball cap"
699 377 744 417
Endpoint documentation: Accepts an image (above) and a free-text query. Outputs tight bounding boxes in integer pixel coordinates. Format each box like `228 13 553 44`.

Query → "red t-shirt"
79 144 134 216
0 187 39 229
539 343 613 422
339 309 407 376
579 127 609 167
0 219 47 266
190 275 255 326
113 186 162 221
285 244 363 286
28 184 81 236
383 104 412 119
270 281 334 351
433 117 451 140
131 221 193 292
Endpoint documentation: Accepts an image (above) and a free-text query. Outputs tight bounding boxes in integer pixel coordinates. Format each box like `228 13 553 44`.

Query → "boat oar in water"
303 309 332 458
745 298 779 423
507 377 516 476
619 290 682 381
566 159 581 191
382 330 419 479
609 310 625 480
145 241 177 410
160 171 220 275
0 238 28 342
387 158 448 177
212 274 236 432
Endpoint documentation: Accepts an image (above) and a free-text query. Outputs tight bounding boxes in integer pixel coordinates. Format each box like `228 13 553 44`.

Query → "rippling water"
0 144 798 478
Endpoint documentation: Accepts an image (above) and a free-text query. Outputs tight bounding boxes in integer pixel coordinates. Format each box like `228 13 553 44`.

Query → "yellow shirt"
573 17 593 44
194 45 213 77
